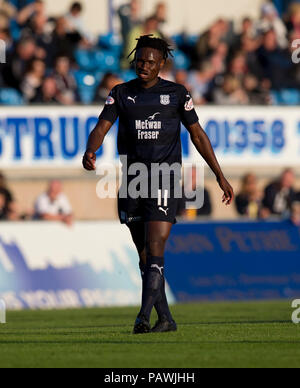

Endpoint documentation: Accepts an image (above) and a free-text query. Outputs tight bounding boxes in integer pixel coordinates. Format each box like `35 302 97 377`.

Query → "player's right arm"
83 120 113 171
83 87 120 171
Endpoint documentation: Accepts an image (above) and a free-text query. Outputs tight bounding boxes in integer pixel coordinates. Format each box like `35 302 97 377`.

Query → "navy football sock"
139 256 164 322
157 277 174 322
140 260 173 322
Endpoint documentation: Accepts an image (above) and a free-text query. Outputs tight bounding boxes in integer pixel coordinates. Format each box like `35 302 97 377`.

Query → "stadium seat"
171 34 185 48
187 35 198 47
0 88 24 105
270 90 280 105
74 71 98 104
93 50 120 73
98 33 123 54
94 71 105 83
271 89 300 105
9 20 21 41
173 50 191 70
75 49 96 72
78 87 97 104
280 89 300 105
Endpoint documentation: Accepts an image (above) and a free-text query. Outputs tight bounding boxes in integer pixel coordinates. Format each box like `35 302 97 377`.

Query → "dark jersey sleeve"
179 87 199 127
98 86 120 124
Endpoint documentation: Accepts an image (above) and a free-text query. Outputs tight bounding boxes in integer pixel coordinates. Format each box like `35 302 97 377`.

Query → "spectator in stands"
0 27 13 57
228 52 248 81
193 19 231 68
188 61 216 105
213 74 249 105
291 201 300 226
15 0 44 28
122 15 162 68
286 3 300 34
118 0 141 45
175 69 192 91
21 57 45 101
256 29 294 89
65 2 92 44
256 2 288 49
94 73 123 104
235 173 262 219
0 172 17 220
210 42 228 76
241 36 264 85
50 17 79 64
34 180 73 226
177 166 212 220
243 73 270 105
3 36 36 90
0 0 16 30
31 77 59 104
52 56 78 105
153 2 168 34
261 168 297 219
21 11 54 66
233 17 256 51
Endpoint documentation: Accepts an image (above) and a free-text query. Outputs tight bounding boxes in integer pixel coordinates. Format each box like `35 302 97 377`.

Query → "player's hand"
217 176 234 206
82 150 96 171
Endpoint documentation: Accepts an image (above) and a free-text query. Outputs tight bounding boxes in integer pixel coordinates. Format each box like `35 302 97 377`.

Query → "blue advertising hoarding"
0 220 299 309
166 221 300 301
0 106 300 167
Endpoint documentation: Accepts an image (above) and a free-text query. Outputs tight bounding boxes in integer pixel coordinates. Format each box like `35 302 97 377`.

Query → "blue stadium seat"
75 49 96 72
173 50 191 70
270 90 280 105
0 88 24 105
271 89 300 105
94 71 105 83
98 33 122 54
74 71 97 87
280 89 300 105
78 87 97 104
187 35 198 47
93 50 120 73
74 71 98 104
171 34 185 48
10 20 21 41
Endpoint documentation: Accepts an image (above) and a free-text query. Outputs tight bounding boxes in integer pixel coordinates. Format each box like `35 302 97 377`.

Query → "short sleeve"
58 195 72 215
179 87 199 127
34 194 49 215
98 87 119 124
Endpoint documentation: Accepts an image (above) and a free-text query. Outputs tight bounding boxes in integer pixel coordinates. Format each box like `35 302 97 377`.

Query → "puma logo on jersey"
128 96 137 103
148 112 160 121
151 264 164 276
159 207 169 216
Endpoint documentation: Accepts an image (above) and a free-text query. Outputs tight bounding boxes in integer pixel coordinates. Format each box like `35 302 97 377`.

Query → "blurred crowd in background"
1 168 300 225
1 0 300 105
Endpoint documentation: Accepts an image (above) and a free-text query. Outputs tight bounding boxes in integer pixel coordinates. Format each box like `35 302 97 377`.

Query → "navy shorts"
118 175 180 225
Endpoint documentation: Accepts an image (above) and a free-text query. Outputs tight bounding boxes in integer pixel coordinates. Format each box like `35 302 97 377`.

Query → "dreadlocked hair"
128 35 174 64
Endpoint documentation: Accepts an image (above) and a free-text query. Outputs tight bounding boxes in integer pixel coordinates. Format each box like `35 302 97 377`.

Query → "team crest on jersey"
160 95 170 105
105 96 115 105
185 97 194 111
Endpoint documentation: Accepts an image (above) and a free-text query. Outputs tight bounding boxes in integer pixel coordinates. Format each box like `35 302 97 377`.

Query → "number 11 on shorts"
158 190 168 207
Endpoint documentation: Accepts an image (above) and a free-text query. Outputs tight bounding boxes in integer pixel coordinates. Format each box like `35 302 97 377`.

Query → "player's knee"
147 236 167 256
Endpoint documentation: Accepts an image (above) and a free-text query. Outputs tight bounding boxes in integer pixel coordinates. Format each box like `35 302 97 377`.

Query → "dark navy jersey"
99 78 199 169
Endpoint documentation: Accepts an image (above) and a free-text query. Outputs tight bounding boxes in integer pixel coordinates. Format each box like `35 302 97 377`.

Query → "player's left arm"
187 122 234 206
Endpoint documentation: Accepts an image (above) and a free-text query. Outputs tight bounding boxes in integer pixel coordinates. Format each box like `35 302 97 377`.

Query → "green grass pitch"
0 301 299 368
